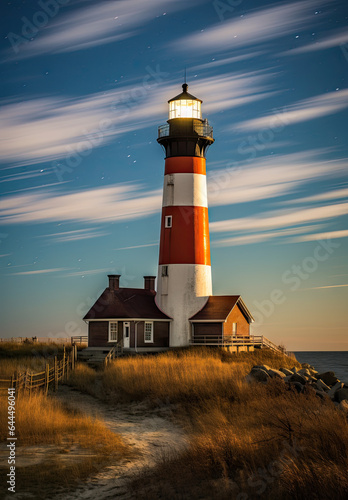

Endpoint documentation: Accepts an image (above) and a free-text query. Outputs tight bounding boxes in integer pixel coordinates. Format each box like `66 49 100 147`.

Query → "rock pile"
246 363 348 413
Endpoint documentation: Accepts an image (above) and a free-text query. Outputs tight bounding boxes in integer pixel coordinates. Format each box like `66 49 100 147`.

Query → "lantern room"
168 83 202 120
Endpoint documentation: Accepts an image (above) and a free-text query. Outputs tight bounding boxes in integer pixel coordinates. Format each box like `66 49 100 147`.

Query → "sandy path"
51 385 187 499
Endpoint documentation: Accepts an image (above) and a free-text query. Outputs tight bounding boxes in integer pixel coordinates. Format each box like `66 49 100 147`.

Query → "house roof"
189 296 254 323
83 288 171 321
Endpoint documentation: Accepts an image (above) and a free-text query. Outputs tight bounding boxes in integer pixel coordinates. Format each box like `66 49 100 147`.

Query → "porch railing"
190 334 284 353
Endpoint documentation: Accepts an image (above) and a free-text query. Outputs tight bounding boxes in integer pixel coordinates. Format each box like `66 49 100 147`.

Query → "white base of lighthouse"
156 264 212 346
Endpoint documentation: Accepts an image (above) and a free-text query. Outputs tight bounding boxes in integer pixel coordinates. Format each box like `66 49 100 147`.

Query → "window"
169 99 202 119
232 323 237 336
144 322 154 343
165 215 172 228
109 321 118 341
162 265 168 277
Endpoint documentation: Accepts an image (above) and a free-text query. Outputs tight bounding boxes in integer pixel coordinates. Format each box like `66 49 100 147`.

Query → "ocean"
294 352 348 382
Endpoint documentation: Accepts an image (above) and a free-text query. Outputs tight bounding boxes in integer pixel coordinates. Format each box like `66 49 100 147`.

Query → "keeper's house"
84 275 254 353
84 275 171 352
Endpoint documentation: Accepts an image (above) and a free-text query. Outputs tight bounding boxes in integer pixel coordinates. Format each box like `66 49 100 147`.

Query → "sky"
0 0 347 351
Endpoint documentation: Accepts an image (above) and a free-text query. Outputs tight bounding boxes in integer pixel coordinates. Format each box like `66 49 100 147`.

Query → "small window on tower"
165 215 172 228
162 266 168 277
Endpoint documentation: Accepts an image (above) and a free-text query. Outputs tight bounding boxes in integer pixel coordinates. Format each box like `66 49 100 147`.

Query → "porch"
189 334 283 353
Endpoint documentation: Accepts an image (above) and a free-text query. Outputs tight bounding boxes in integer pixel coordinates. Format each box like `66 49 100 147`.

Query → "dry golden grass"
97 347 347 500
66 362 98 396
0 342 72 378
102 347 301 405
0 391 127 452
0 391 131 499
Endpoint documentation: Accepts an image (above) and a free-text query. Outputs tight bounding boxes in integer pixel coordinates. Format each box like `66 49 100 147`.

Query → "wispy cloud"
192 52 264 71
0 183 162 225
0 72 273 167
42 228 110 243
299 284 348 290
212 225 321 247
11 268 70 275
174 0 327 54
285 187 348 205
235 88 348 131
63 268 115 277
210 202 348 234
115 243 158 250
283 29 348 55
5 0 203 59
290 229 348 243
207 152 348 206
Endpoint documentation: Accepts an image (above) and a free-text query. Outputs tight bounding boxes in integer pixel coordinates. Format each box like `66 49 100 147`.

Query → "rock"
289 373 307 385
328 382 344 399
334 388 348 403
339 400 348 415
268 369 286 379
315 390 329 400
290 366 298 373
316 371 338 386
316 379 330 392
252 365 271 372
248 368 270 382
280 367 293 376
298 368 311 376
301 362 314 370
287 381 303 393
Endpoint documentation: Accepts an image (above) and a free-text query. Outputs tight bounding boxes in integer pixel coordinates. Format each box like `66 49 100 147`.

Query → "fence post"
54 356 58 391
24 370 29 391
62 346 66 380
74 344 77 363
10 374 14 389
45 363 49 395
72 345 76 370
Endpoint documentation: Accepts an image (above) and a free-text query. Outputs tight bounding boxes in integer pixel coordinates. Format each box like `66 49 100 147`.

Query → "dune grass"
95 347 347 499
0 341 73 378
101 347 301 404
0 391 131 499
65 362 99 396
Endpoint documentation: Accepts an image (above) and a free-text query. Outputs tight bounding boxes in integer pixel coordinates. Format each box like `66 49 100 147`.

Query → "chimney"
108 274 120 290
144 276 156 291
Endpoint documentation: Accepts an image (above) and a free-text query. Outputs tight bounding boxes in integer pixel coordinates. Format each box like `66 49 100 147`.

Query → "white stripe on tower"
162 173 208 208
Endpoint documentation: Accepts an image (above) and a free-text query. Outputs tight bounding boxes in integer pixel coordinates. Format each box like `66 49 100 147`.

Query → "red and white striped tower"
156 83 214 346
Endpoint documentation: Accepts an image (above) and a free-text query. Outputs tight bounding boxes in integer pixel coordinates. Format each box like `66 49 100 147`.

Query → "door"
123 322 130 348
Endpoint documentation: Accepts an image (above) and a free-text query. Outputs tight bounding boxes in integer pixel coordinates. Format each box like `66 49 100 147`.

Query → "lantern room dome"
168 83 202 120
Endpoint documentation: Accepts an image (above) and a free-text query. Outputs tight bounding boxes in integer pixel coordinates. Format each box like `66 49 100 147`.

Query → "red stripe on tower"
159 206 211 265
165 156 206 175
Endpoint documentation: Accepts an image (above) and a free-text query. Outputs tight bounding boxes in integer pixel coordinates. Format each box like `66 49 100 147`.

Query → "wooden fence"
0 345 78 395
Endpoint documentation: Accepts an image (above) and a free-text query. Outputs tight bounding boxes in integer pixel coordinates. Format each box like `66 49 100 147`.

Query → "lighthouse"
156 83 214 346
84 81 255 354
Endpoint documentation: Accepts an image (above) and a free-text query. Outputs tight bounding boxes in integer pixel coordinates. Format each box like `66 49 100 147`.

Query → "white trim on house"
190 319 226 323
123 321 130 348
85 318 171 322
144 321 154 343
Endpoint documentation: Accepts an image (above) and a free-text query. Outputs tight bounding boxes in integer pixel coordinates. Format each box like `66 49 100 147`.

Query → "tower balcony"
158 121 213 140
